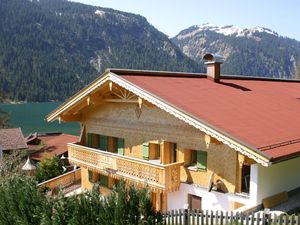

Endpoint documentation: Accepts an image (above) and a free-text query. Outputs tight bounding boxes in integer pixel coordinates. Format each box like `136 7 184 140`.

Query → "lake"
0 102 80 136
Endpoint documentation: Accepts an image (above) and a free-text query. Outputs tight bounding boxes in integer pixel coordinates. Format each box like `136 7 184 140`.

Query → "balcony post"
236 153 245 193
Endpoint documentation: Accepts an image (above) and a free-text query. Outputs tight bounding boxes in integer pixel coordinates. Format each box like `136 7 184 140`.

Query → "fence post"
291 215 295 225
263 208 271 225
175 209 179 225
171 210 175 225
179 209 183 225
184 208 188 225
220 211 224 225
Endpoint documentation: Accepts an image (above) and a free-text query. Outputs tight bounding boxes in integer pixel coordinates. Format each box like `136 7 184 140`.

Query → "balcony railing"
68 143 183 192
37 168 82 196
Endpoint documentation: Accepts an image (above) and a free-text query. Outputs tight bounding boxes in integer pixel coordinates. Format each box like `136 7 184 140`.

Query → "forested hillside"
1 1 300 102
0 0 201 102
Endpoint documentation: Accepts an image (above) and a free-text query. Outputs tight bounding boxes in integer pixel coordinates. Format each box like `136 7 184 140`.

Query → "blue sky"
71 0 300 41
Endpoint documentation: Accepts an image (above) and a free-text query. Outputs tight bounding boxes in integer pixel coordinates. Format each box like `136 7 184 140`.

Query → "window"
99 135 108 151
190 150 197 164
241 164 250 193
196 151 207 171
99 175 109 187
87 133 93 147
117 138 124 155
143 142 150 160
88 170 99 183
88 170 93 181
188 150 207 171
172 143 177 163
188 194 202 210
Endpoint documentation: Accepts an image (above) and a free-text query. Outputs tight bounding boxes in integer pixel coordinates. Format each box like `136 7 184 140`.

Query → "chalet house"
46 54 300 212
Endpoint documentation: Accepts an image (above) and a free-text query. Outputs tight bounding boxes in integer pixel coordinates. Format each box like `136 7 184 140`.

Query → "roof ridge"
106 68 207 78
107 68 300 82
222 75 300 83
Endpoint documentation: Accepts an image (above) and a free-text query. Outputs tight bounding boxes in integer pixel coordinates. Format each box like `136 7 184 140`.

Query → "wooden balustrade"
68 143 183 192
37 168 81 190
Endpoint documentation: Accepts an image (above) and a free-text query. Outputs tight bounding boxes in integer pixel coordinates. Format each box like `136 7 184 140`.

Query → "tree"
0 150 29 180
0 175 48 225
36 156 64 182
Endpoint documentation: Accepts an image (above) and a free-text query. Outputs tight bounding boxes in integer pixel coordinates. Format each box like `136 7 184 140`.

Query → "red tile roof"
30 133 78 161
0 128 28 151
121 74 300 161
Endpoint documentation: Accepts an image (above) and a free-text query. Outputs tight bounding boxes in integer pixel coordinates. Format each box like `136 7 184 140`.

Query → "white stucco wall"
168 156 300 211
251 156 300 205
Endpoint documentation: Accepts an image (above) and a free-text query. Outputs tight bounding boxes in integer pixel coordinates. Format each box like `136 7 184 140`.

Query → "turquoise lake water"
0 102 80 136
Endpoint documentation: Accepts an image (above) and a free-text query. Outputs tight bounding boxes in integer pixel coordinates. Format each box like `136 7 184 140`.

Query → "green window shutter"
143 142 149 160
87 134 93 147
99 135 108 151
117 138 124 155
88 170 93 182
197 151 207 171
100 175 108 187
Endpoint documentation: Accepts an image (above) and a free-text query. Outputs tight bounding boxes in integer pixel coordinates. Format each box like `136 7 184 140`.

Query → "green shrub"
0 176 162 225
36 156 64 183
0 175 49 225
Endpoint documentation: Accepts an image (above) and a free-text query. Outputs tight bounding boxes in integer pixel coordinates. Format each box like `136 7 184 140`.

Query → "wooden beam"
205 134 223 148
67 100 88 114
105 99 138 103
68 95 104 114
61 114 82 122
90 94 104 104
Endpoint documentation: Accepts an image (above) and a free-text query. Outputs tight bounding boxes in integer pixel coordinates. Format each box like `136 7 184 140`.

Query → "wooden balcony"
68 143 183 192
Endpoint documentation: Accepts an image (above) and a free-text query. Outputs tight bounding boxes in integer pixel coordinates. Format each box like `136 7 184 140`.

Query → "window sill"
186 165 206 172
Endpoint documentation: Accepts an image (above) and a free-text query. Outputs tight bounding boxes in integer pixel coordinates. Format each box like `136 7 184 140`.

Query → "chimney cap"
203 53 224 64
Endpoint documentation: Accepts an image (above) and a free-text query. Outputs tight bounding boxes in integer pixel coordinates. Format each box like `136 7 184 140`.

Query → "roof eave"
46 71 111 122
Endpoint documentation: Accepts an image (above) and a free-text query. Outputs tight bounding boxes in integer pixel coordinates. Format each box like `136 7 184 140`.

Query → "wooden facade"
64 99 255 211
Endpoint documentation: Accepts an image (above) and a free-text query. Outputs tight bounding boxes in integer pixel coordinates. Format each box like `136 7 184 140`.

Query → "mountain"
0 0 201 102
171 23 300 79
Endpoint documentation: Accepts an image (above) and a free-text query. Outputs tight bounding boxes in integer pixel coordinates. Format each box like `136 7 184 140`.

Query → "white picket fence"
163 209 299 225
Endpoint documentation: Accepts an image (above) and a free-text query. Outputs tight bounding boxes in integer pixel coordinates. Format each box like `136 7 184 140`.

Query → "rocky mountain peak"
175 23 278 40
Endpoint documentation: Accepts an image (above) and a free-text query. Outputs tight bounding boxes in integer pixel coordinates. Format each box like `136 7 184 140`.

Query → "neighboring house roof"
29 133 79 161
25 132 38 143
0 128 28 151
46 69 300 166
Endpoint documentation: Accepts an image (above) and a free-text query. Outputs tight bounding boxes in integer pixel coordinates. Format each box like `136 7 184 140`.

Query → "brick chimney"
203 53 224 83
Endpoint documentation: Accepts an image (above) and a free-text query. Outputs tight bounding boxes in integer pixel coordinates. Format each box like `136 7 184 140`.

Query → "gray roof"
0 128 28 151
